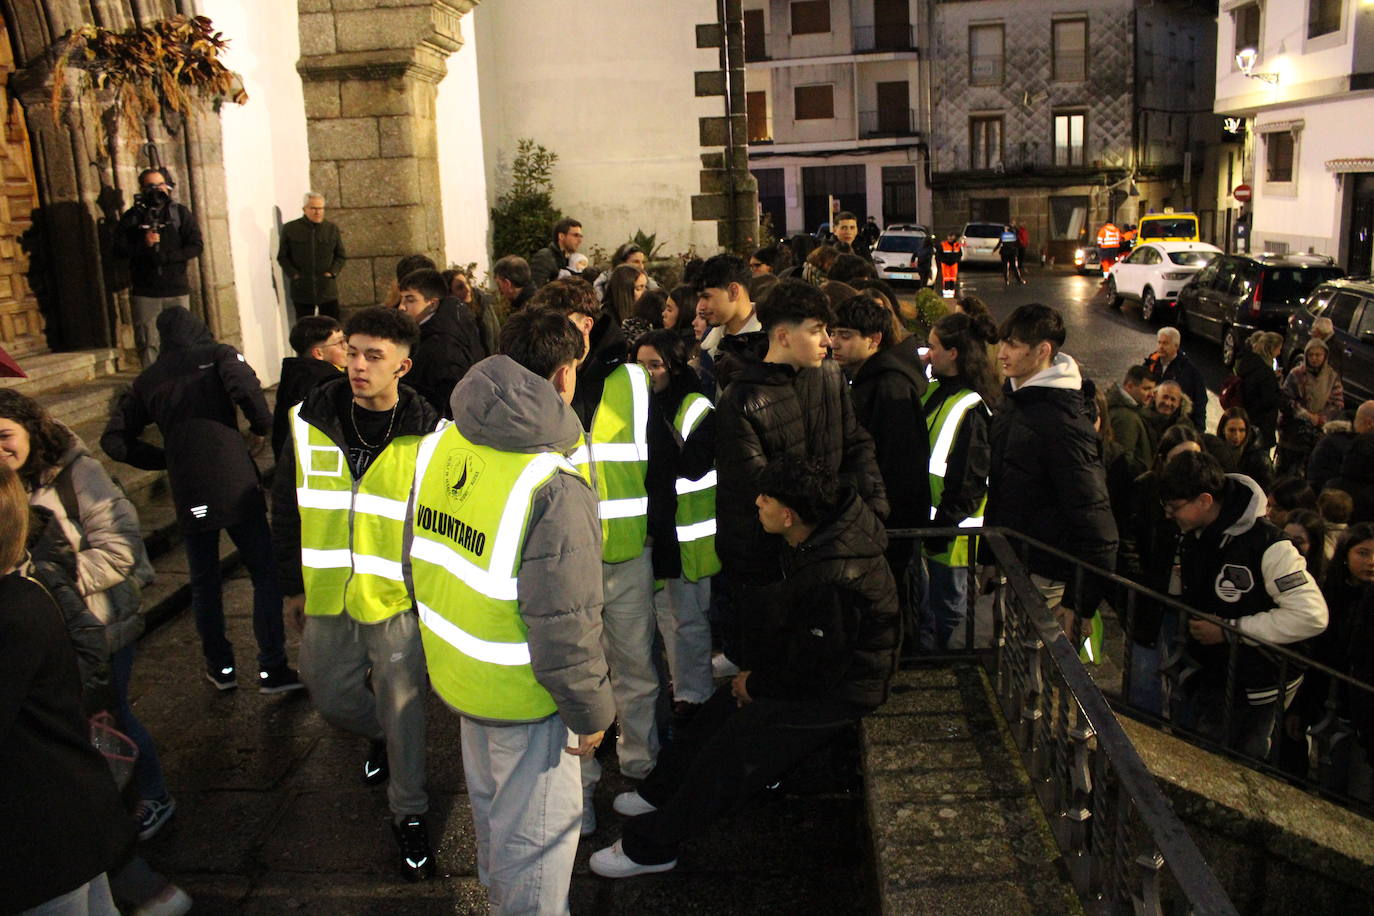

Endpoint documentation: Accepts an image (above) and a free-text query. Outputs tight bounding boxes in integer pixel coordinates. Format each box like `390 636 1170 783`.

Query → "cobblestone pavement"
130 576 872 915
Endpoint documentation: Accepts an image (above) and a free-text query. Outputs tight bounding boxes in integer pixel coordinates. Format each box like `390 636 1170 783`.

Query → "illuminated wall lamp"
1235 48 1279 84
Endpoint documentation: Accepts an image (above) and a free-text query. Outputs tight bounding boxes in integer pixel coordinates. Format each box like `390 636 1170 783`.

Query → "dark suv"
1177 253 1345 365
1282 278 1374 408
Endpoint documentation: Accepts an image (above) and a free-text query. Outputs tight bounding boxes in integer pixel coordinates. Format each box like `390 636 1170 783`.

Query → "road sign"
1233 184 1252 203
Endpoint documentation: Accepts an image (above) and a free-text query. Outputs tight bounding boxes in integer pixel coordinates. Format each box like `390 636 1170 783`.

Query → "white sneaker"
711 653 740 678
589 839 677 878
132 884 192 916
580 799 597 837
612 791 657 817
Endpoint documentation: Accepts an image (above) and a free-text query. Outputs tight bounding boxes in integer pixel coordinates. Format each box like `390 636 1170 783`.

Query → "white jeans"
583 547 659 792
462 715 581 916
654 577 714 704
21 874 117 916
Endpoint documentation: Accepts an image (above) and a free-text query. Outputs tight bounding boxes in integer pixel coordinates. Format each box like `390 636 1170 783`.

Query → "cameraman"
114 168 204 365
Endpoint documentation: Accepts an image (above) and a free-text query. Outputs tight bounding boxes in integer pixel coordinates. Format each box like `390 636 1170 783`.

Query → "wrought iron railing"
895 525 1241 914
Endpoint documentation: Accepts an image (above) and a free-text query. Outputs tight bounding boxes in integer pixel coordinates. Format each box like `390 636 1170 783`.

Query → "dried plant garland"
50 15 247 144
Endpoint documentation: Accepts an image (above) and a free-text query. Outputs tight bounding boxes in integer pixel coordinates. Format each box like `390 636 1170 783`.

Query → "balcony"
853 24 915 54
859 108 917 139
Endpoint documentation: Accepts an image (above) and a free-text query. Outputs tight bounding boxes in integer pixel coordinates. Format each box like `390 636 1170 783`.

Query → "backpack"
1219 373 1245 410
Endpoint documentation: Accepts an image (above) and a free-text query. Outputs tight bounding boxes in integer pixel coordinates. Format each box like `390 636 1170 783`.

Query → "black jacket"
410 297 485 419
848 340 930 530
571 312 629 430
102 308 272 534
272 356 342 459
716 359 887 585
0 573 135 911
1235 350 1282 448
1204 431 1275 492
1117 470 1180 646
708 328 768 397
1144 349 1207 431
528 243 568 289
1177 475 1328 699
272 377 439 596
924 375 991 537
1312 577 1374 753
746 488 900 711
277 216 346 306
1331 432 1374 525
113 200 203 298
1306 423 1355 493
985 356 1118 614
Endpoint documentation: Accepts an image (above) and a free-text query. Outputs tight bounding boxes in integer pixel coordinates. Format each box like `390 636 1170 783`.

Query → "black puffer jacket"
716 359 887 585
409 297 484 419
1117 470 1180 646
272 377 439 596
571 312 628 430
848 340 929 529
1236 350 1282 448
1331 432 1374 525
101 307 272 534
745 488 900 711
711 329 768 396
986 354 1117 614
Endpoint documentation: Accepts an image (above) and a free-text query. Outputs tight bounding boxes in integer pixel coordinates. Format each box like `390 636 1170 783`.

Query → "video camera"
132 185 171 233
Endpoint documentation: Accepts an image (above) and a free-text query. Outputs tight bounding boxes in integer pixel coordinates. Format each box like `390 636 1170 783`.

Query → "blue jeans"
183 506 286 672
918 558 969 652
111 645 167 802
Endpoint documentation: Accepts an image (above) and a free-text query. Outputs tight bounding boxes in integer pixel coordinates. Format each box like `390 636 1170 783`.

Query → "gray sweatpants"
300 611 428 819
131 294 190 365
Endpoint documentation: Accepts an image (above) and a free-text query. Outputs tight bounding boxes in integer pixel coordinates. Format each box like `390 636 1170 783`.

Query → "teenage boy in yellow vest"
529 279 678 835
271 307 442 882
410 308 614 914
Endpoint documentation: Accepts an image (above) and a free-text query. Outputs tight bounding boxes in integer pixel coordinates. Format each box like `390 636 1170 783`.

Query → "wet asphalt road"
896 262 1232 431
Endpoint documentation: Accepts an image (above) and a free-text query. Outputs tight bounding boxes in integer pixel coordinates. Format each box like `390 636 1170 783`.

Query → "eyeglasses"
1160 498 1192 517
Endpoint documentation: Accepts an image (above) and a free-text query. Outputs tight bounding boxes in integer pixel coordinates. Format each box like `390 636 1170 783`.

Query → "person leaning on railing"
1157 450 1329 760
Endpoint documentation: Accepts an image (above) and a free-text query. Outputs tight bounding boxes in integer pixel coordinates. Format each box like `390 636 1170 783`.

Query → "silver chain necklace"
350 399 397 449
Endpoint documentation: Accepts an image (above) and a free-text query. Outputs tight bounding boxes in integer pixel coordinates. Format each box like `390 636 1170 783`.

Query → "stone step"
39 371 138 429
0 348 121 397
862 663 1082 914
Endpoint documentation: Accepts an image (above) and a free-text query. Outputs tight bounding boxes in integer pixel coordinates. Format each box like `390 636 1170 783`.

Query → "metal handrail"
894 525 1240 914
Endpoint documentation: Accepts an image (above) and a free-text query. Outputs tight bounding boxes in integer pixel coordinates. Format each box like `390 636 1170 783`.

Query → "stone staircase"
9 349 269 631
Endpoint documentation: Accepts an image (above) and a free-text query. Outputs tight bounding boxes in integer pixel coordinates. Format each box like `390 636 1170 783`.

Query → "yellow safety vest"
672 392 720 583
571 363 651 564
922 380 987 567
291 404 430 623
410 424 584 721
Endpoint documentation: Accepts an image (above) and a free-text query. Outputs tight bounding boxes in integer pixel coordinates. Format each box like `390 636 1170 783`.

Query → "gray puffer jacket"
443 356 616 735
29 432 153 652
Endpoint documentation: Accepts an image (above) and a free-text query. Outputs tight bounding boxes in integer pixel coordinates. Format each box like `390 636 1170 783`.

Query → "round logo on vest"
445 449 486 508
1214 564 1254 603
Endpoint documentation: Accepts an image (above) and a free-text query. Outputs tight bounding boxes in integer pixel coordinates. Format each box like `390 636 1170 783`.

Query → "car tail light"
1249 272 1264 320
1161 271 1190 280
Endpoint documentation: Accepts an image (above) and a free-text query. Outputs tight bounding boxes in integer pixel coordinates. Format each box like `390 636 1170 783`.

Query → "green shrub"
491 138 563 260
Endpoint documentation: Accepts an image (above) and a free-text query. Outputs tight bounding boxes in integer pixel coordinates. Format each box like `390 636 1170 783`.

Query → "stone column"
296 0 477 309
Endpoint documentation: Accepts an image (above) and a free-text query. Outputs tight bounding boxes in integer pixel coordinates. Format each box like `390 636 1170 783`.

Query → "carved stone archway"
296 0 478 308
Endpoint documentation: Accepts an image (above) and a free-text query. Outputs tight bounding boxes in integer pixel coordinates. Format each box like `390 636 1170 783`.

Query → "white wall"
201 0 311 387
473 1 719 259
435 18 491 278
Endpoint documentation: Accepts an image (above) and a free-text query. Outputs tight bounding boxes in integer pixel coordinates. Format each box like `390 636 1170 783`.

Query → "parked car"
870 224 931 285
1176 252 1345 366
959 221 1005 265
1106 241 1221 323
1283 277 1374 408
1136 211 1201 243
1074 245 1100 275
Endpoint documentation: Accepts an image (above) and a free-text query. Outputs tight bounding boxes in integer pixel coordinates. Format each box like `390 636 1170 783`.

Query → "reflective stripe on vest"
571 364 652 563
673 392 721 582
292 404 427 622
410 425 581 721
921 381 987 567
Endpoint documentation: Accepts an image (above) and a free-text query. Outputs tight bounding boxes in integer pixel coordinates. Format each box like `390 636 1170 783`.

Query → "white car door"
1112 245 1152 298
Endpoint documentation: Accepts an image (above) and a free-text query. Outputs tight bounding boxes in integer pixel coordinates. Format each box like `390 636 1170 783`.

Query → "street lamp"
1235 47 1279 84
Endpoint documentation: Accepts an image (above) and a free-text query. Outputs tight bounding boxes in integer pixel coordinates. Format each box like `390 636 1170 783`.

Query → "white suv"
959 222 1005 265
1106 241 1221 323
870 224 930 285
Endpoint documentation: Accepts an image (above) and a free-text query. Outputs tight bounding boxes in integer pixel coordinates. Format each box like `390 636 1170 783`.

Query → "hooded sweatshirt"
101 307 273 534
847 341 930 530
438 356 615 734
1178 474 1328 700
272 355 342 459
987 352 1117 612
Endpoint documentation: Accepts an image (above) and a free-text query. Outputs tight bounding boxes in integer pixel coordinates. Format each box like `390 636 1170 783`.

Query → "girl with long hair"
605 264 648 324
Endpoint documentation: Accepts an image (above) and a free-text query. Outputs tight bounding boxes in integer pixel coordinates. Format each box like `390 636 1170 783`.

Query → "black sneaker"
363 740 389 786
392 814 435 881
258 666 306 695
205 664 237 691
135 795 177 840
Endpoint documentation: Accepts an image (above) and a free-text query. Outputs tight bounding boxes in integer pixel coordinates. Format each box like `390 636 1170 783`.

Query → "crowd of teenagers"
4 212 1371 915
